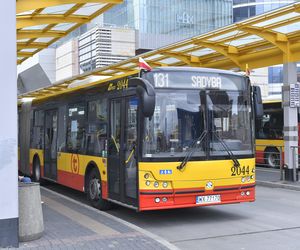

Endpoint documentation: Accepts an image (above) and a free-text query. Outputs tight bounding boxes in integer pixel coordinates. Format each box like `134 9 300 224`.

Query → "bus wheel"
265 148 280 168
33 157 43 183
86 168 111 211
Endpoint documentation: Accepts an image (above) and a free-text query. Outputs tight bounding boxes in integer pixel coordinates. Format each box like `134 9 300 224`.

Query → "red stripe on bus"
255 150 264 164
57 170 84 192
139 186 255 211
101 181 108 199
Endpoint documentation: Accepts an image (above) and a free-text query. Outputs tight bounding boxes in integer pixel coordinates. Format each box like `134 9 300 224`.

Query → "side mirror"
129 77 156 118
252 86 263 119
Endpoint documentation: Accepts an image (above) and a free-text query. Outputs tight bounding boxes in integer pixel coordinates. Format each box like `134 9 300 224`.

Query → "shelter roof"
19 2 300 103
17 0 122 64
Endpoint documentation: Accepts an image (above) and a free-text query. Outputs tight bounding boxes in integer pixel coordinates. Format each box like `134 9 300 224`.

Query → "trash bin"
18 182 44 242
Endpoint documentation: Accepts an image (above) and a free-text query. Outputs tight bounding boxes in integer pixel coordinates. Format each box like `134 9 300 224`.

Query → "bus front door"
44 109 58 180
108 96 138 208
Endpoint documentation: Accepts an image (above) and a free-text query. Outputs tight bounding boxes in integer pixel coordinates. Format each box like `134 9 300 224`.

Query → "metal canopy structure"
16 0 122 64
19 2 300 103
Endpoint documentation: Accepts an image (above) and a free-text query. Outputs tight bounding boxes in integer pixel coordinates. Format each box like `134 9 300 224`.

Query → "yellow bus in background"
19 67 260 211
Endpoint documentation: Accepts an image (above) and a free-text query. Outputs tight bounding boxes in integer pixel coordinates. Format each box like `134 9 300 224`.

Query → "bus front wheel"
86 168 111 211
265 148 280 168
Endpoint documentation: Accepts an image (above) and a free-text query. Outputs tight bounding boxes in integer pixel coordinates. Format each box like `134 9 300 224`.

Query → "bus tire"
265 148 280 168
86 167 111 211
33 156 43 183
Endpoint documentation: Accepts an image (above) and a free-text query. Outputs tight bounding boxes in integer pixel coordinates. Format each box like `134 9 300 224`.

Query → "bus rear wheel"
265 148 280 168
33 157 42 183
86 168 111 211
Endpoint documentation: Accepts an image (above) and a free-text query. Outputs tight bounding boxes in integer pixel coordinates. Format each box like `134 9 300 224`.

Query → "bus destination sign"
145 71 245 91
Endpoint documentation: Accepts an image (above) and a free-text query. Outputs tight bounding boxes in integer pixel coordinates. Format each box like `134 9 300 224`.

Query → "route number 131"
154 73 169 88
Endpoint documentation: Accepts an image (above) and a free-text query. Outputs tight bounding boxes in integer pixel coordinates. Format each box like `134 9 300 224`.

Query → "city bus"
255 100 299 168
19 67 260 211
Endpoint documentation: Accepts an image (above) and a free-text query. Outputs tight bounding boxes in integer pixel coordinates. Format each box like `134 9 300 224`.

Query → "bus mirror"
252 86 263 119
129 77 156 118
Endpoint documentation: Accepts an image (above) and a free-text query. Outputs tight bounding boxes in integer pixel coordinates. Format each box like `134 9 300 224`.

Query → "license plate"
196 195 221 204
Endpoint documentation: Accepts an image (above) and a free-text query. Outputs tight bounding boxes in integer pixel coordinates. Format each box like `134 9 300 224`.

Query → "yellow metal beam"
239 25 289 53
17 0 123 14
195 41 241 68
17 30 66 39
17 42 48 50
17 14 89 29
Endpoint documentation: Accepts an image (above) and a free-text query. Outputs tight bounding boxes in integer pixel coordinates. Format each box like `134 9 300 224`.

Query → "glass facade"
103 0 233 49
233 0 295 22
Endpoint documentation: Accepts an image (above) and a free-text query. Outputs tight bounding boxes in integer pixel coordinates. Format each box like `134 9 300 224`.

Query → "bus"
19 67 260 211
255 100 299 168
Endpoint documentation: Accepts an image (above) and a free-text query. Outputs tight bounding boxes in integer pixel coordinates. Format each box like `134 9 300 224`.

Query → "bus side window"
67 103 86 154
87 99 107 156
31 110 44 149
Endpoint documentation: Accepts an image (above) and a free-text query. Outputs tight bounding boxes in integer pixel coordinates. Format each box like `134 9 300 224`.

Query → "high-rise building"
100 0 233 52
78 26 135 73
233 0 296 22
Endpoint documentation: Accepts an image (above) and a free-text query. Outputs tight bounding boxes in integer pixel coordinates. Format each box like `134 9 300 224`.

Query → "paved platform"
17 188 176 250
256 166 300 191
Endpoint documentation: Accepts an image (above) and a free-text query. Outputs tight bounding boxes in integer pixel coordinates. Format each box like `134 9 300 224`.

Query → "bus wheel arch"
84 162 111 210
264 147 280 168
32 154 41 182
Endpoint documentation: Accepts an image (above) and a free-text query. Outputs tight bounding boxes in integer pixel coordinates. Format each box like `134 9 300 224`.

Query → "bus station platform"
256 167 300 192
17 188 175 250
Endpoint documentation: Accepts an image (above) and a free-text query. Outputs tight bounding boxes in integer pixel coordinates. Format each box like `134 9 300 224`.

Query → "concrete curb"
256 180 300 191
41 187 179 250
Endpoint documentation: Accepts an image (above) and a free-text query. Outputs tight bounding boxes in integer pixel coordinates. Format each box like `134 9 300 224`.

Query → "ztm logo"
71 154 80 174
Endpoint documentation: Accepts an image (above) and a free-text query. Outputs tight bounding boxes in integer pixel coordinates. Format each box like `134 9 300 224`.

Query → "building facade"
78 26 135 73
233 0 296 22
101 0 233 51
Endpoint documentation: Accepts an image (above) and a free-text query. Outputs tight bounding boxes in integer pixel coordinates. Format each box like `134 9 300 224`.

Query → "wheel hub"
89 178 101 200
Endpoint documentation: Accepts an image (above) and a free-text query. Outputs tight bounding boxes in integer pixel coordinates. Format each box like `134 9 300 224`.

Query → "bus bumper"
139 184 255 211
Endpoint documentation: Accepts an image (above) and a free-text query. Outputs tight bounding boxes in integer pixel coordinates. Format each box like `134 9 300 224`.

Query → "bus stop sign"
290 83 300 108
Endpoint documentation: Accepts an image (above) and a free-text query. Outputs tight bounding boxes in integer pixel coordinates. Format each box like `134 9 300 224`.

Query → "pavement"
16 188 177 250
10 166 300 250
256 166 300 191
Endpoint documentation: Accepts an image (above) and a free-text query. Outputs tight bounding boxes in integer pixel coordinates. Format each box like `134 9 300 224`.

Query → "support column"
0 1 18 248
283 62 299 181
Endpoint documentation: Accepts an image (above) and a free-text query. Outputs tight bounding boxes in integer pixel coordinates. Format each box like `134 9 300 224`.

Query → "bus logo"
71 154 80 174
159 169 172 175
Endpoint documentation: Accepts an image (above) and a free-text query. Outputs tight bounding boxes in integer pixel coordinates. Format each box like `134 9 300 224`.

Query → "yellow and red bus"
19 67 259 211
255 100 299 168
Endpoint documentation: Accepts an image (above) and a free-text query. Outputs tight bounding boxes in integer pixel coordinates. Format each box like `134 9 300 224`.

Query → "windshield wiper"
177 130 208 171
211 131 240 168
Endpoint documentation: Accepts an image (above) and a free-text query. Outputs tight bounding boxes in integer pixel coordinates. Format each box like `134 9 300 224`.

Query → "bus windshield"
142 89 253 159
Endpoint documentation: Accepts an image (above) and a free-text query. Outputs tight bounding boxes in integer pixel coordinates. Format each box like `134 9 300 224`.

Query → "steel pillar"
283 62 299 181
0 1 18 247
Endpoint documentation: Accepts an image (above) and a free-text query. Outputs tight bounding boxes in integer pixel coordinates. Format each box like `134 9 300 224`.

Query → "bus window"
143 92 204 158
87 99 108 156
67 103 86 153
31 110 44 149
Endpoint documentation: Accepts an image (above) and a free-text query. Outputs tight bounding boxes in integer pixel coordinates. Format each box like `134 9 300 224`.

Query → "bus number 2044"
231 166 250 176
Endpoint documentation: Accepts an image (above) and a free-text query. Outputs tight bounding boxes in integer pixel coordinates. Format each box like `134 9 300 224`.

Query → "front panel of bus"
138 69 255 211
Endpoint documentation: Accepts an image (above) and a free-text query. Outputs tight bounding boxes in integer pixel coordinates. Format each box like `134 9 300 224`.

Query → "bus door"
44 109 58 180
108 96 138 207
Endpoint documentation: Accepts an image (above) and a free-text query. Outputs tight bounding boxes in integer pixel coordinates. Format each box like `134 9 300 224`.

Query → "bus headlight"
144 173 150 179
145 181 150 186
246 191 250 196
241 177 246 183
155 197 160 203
154 181 159 188
241 191 245 196
162 182 168 188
